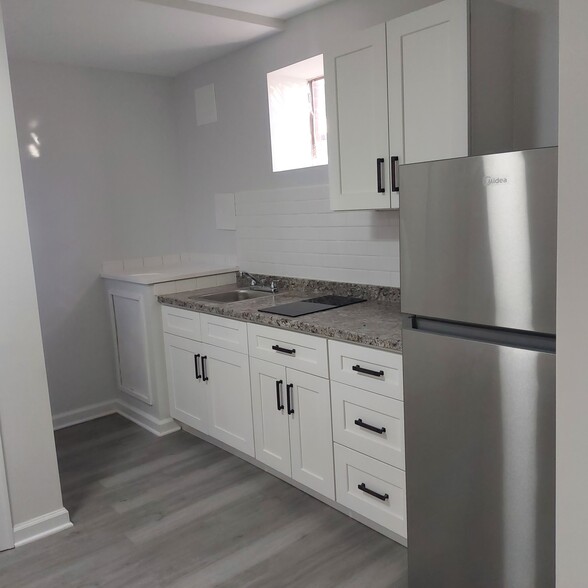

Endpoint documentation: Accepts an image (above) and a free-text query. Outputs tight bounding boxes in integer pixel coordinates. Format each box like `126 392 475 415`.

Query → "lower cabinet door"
203 343 255 457
334 443 407 538
164 333 208 434
288 368 335 500
250 358 291 476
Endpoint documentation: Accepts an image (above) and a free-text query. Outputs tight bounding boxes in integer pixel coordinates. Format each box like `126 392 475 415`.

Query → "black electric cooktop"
259 295 366 318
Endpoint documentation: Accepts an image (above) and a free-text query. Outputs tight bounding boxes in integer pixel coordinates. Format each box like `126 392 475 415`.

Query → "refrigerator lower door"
403 327 555 588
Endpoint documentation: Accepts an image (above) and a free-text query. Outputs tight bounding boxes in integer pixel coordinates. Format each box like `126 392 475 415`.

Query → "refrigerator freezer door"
400 147 557 334
403 327 555 588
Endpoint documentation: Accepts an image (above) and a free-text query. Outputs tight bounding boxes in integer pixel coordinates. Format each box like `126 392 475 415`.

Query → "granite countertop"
158 283 403 353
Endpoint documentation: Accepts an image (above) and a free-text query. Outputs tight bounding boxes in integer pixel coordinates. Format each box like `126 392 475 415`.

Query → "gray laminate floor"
0 415 407 587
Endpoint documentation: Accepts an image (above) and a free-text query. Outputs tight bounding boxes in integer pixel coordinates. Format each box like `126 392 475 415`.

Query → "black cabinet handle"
272 344 296 355
376 157 385 193
358 483 389 502
194 354 201 380
201 356 208 381
391 156 399 192
352 364 384 378
276 380 284 411
286 383 294 415
354 418 386 435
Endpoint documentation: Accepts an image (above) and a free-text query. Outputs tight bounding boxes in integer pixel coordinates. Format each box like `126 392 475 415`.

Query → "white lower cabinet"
164 333 208 434
334 444 407 538
204 343 254 456
331 381 405 470
163 315 254 457
250 358 335 500
162 307 405 542
250 358 291 476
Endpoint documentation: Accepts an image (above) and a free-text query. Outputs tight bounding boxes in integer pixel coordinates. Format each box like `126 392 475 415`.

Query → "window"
267 55 328 172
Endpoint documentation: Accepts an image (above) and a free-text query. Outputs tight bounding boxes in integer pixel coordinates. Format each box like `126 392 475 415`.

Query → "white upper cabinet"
325 0 469 211
387 0 469 168
325 24 391 211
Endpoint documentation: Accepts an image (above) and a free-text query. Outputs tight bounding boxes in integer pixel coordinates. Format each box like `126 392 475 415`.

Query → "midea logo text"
483 176 508 186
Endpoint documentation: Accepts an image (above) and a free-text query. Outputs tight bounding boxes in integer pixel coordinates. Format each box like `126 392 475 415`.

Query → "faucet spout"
241 271 258 286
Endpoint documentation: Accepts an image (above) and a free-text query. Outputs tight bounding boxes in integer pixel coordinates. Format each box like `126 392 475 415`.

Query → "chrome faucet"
241 271 278 293
241 271 258 287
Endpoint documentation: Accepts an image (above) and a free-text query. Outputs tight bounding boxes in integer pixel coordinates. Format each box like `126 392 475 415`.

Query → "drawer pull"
286 383 295 415
352 364 384 378
275 380 284 411
354 418 386 435
272 344 296 355
194 354 201 380
358 483 389 502
201 356 209 382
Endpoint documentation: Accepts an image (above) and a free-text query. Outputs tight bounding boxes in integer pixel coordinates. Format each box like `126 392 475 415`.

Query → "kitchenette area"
0 0 569 586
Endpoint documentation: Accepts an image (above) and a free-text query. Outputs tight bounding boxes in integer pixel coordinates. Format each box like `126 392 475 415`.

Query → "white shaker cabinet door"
250 358 291 477
387 0 469 172
203 343 255 457
164 334 208 434
288 369 335 500
325 23 391 211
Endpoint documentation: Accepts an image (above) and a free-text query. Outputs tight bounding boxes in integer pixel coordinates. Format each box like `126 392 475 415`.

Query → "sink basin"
189 289 275 303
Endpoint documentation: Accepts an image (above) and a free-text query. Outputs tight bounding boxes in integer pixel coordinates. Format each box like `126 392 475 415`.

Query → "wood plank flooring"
0 415 407 587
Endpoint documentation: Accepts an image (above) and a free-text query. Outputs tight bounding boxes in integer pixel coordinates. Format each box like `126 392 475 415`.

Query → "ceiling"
0 0 333 77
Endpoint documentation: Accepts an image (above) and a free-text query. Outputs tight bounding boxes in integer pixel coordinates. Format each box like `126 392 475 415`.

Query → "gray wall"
8 61 185 418
556 1 587 585
0 5 65 528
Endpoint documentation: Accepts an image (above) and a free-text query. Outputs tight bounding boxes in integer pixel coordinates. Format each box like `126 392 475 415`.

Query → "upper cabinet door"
387 0 469 173
325 24 391 211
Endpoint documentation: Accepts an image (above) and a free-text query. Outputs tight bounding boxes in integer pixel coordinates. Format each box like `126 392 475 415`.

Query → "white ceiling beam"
137 0 286 30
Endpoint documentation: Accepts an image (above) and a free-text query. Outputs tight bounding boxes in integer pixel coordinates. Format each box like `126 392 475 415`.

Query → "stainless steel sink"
189 289 274 303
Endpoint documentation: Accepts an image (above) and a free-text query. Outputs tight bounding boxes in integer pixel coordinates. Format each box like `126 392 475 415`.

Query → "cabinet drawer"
328 340 403 400
247 324 328 378
200 313 248 355
161 306 201 340
332 382 405 470
334 444 406 538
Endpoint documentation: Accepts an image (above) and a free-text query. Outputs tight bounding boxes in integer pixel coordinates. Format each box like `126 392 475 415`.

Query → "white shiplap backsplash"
235 185 399 287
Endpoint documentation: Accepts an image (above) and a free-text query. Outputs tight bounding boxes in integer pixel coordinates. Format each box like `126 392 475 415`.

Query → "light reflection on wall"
27 120 41 159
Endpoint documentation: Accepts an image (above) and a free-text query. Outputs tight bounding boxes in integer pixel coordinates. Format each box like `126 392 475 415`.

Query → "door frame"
0 424 14 551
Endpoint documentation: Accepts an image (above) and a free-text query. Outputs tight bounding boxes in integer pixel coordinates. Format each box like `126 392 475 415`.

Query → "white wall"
172 0 441 283
172 0 558 286
556 1 588 585
0 5 66 530
8 61 185 418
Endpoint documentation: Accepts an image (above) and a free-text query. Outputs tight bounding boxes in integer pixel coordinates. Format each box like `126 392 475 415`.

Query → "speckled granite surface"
236 274 401 304
158 277 403 353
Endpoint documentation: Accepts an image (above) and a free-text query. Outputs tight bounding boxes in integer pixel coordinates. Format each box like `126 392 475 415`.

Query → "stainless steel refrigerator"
400 147 557 588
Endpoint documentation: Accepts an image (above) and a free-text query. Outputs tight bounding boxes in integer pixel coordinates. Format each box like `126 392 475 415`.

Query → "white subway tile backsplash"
235 184 400 287
196 275 218 289
162 254 181 266
153 281 177 296
143 256 164 268
216 272 237 286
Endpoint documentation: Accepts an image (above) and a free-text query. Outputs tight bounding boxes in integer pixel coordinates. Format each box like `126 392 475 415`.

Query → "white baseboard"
115 400 180 437
53 400 180 437
53 401 117 430
14 508 73 547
